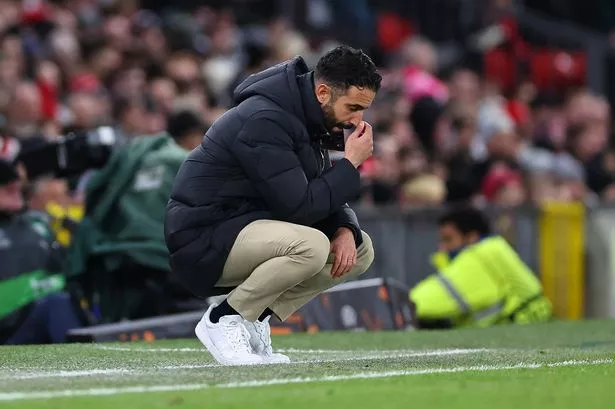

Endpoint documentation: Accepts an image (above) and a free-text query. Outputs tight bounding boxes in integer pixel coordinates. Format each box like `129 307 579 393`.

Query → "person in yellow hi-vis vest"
410 206 552 329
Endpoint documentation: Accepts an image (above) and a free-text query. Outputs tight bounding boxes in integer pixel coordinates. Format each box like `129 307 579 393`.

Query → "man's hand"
330 227 357 279
344 121 373 168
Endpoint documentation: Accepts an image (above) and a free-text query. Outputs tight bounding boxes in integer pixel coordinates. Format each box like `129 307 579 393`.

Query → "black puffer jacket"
164 57 363 297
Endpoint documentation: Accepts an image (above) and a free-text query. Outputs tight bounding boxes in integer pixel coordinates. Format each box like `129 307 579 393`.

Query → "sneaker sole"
195 319 263 366
261 355 291 365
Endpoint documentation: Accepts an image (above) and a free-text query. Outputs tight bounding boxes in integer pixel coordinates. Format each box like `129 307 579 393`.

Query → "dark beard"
323 103 341 136
322 102 353 139
319 103 342 150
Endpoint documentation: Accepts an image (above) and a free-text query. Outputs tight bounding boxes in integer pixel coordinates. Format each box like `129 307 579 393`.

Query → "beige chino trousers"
216 220 375 321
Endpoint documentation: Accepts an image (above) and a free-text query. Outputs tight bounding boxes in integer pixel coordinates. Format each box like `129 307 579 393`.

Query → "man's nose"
350 112 364 127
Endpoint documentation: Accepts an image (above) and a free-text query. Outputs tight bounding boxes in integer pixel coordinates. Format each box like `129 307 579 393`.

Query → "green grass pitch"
1 320 614 408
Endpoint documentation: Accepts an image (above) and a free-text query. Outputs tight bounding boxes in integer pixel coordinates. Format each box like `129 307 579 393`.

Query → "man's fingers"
342 259 353 276
335 263 347 278
336 257 353 278
330 260 339 278
335 262 345 278
342 252 357 276
347 121 366 139
347 255 355 273
331 252 343 277
331 246 358 278
333 255 347 278
347 252 357 272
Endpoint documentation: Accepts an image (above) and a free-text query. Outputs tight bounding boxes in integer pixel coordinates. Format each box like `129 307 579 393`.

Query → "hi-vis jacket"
410 236 552 328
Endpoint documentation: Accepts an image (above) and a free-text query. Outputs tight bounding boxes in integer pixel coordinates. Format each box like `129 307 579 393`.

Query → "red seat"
377 13 414 54
529 50 586 90
484 49 516 91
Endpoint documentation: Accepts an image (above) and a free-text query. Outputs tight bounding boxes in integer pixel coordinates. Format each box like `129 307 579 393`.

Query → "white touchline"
275 348 493 354
2 369 131 381
0 359 611 401
95 346 357 353
293 348 490 365
94 346 489 355
277 348 371 354
94 346 340 353
95 346 207 353
219 359 615 388
0 349 491 380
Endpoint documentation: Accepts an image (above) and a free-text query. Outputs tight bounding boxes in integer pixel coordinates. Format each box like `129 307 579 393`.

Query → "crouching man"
410 206 552 329
165 46 379 365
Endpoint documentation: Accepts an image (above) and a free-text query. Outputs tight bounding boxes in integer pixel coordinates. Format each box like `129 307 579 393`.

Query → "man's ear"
315 83 331 105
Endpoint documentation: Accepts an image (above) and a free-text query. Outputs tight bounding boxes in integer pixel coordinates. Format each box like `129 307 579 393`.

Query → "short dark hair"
167 109 206 142
315 45 381 93
438 206 492 236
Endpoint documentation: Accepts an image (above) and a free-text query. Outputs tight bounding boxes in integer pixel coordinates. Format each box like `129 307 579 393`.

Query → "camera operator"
3 103 207 325
0 159 84 344
60 113 199 323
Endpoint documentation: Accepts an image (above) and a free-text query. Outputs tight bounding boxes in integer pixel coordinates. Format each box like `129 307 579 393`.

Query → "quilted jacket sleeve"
232 115 361 225
313 151 363 246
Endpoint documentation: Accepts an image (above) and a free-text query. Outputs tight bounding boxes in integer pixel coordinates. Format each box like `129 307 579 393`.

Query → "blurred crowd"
0 0 307 199
355 41 613 208
1 0 614 338
1 0 614 216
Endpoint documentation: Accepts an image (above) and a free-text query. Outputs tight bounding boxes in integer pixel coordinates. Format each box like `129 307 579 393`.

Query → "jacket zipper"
314 140 325 176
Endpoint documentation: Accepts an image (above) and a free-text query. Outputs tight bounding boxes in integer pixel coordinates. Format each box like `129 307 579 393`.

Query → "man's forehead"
340 86 376 106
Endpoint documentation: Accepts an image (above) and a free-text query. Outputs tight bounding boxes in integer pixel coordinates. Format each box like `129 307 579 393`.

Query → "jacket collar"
447 234 494 260
297 72 328 139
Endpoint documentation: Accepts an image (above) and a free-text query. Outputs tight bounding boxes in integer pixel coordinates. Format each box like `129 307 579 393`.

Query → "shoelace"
253 321 273 354
222 321 252 353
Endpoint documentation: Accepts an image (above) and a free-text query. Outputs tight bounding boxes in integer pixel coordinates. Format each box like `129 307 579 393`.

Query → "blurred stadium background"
2 0 615 344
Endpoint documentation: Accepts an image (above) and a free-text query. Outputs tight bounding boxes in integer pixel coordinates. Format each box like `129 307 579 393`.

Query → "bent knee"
292 227 330 269
356 231 375 273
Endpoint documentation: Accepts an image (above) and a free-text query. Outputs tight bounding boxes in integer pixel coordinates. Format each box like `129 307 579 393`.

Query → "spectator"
480 164 527 207
400 174 447 206
447 69 481 112
5 82 43 140
586 139 615 200
0 0 613 330
409 96 447 158
445 114 485 203
0 159 83 345
400 37 448 104
112 96 150 141
149 77 178 115
166 109 207 152
66 93 105 133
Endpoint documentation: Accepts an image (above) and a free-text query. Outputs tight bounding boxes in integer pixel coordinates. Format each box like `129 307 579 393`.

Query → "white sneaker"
244 316 291 364
195 304 263 366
